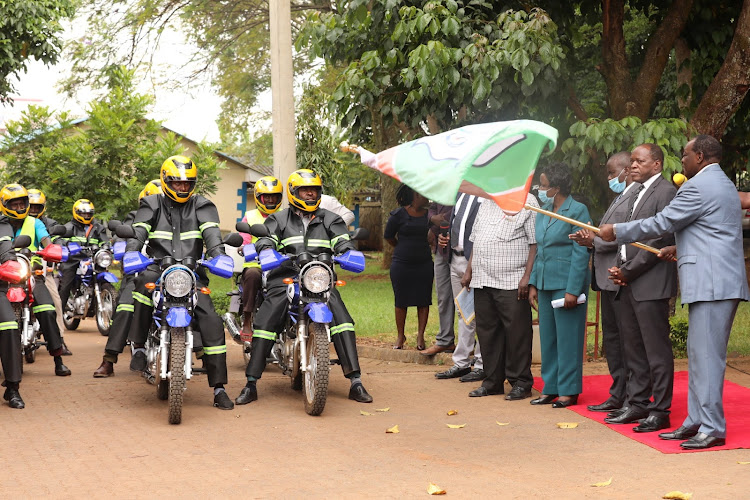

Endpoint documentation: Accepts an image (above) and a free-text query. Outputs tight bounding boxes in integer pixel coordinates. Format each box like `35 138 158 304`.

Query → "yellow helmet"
287 169 322 212
253 176 283 215
0 184 30 220
139 179 163 201
73 199 95 225
160 155 197 203
28 189 47 217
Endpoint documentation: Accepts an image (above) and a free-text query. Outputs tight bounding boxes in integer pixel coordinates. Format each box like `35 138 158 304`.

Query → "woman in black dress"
384 184 433 350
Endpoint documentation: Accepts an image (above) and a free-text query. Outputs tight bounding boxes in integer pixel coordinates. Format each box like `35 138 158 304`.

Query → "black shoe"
130 350 147 372
3 388 24 409
235 385 258 405
680 432 726 450
469 386 502 397
530 394 558 405
659 426 699 441
505 386 531 401
459 369 486 383
61 342 73 356
604 406 648 424
55 362 71 377
607 406 629 418
633 414 670 433
349 382 373 403
213 390 234 410
587 398 623 412
552 395 579 408
435 365 471 379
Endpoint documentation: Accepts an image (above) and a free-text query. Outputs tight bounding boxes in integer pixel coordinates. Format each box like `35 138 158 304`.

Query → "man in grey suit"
600 135 750 449
570 151 638 413
601 143 678 433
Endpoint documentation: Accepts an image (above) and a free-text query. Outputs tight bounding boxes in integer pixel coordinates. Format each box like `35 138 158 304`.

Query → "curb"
357 345 453 365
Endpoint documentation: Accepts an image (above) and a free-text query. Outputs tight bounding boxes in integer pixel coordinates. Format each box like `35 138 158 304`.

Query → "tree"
0 0 75 102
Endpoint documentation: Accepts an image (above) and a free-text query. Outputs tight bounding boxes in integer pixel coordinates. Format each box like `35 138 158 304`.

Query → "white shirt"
620 172 662 261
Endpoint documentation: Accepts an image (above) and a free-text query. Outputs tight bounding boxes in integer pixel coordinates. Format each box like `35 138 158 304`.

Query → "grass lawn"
211 252 750 356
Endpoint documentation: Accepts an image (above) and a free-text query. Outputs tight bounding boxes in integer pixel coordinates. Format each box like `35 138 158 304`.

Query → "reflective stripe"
180 231 202 240
133 222 152 231
70 236 87 242
252 329 276 341
280 236 304 247
330 323 354 336
0 236 10 242
243 260 261 269
331 233 351 247
89 239 100 245
132 292 153 307
32 304 56 314
0 321 17 331
148 231 172 240
116 304 135 313
307 239 331 249
203 345 227 355
199 221 219 232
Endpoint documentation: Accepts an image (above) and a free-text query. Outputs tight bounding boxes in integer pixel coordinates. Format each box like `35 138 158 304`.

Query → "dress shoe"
659 426 699 441
607 406 629 418
633 414 670 433
93 360 114 378
420 343 455 356
459 369 485 383
55 362 71 377
435 365 471 379
505 386 531 401
130 350 147 372
3 388 24 409
469 386 502 397
680 432 726 450
61 342 73 356
604 406 648 424
235 385 258 405
213 390 234 410
587 398 622 412
552 395 579 408
348 382 373 403
530 394 558 405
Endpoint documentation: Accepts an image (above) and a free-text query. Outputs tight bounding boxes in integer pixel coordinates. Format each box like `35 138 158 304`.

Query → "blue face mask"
537 188 553 204
608 169 626 193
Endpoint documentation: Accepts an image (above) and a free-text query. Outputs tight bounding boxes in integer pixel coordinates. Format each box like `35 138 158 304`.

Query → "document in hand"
454 287 475 325
550 293 587 309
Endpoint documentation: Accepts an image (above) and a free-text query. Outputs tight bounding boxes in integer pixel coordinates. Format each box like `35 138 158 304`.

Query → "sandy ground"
2 321 750 499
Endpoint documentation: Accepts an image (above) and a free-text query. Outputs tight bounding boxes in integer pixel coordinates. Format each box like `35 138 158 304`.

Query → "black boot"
3 385 24 409
236 382 258 405
213 388 234 410
331 331 361 378
54 356 71 376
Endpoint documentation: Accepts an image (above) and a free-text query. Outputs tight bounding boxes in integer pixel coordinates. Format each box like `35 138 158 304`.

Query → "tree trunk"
674 37 692 115
690 0 750 137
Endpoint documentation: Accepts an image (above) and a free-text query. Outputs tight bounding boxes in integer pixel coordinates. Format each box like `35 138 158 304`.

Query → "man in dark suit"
601 135 750 449
570 151 638 413
602 143 678 433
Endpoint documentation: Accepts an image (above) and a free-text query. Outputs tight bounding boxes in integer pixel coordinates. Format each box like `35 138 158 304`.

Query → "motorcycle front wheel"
96 283 118 336
168 327 187 424
303 322 330 416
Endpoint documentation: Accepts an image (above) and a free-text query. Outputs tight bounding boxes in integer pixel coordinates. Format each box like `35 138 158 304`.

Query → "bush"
669 316 689 358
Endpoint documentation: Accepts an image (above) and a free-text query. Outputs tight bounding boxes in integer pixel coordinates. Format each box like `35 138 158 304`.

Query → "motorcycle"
238 222 366 416
61 241 119 336
118 223 242 424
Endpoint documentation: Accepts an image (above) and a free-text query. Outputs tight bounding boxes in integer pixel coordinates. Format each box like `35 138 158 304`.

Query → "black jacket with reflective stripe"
60 219 108 262
0 216 18 264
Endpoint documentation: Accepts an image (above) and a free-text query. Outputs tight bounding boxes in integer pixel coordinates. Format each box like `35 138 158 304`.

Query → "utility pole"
269 0 296 202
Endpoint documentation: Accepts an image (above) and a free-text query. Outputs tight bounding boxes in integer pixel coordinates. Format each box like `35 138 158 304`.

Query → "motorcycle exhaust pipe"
222 312 243 344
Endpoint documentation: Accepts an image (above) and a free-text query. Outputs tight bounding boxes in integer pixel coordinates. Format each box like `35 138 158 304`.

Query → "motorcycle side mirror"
350 227 370 241
223 232 244 248
250 224 270 238
48 225 68 236
12 235 31 249
235 221 251 234
107 220 122 232
115 224 136 239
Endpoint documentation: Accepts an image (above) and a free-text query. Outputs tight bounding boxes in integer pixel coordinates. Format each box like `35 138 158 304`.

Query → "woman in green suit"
528 163 591 408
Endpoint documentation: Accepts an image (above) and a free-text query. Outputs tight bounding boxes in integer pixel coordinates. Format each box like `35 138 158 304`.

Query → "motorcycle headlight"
301 265 332 294
18 259 30 281
164 269 193 298
95 250 113 268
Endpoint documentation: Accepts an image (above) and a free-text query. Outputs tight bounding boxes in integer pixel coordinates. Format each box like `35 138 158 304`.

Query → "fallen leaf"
386 425 399 434
427 483 446 495
591 478 613 487
495 421 510 426
663 491 692 500
376 407 390 412
738 461 750 465
446 423 466 429
556 422 579 429
360 410 373 416
447 410 458 416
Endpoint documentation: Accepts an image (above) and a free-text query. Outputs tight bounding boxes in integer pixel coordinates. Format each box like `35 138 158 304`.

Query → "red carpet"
533 371 750 453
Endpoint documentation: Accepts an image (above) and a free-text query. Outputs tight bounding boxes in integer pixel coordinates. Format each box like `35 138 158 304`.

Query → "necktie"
451 194 468 245
625 185 645 222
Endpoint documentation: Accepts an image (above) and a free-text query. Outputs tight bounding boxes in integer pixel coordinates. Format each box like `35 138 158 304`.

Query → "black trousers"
58 261 79 312
474 287 533 393
104 274 136 362
0 293 21 384
32 278 63 355
129 269 228 387
617 286 674 417
600 289 627 403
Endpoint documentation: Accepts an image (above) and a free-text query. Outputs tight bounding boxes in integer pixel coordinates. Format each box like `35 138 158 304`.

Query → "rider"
58 199 109 323
238 176 282 338
0 211 24 408
125 156 234 410
236 169 373 405
93 180 163 378
0 184 71 376
28 189 71 356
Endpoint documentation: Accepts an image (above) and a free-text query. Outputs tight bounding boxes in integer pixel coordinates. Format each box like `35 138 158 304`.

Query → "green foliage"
669 316 689 358
0 0 75 102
